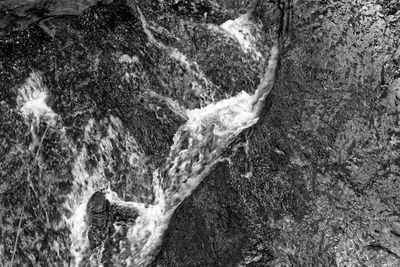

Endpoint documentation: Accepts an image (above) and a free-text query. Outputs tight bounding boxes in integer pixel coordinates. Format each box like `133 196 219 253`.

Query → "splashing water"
117 94 261 266
107 44 279 266
13 11 279 264
220 13 264 60
17 72 54 119
15 44 278 267
63 119 107 266
17 72 56 150
65 44 278 266
63 116 154 267
11 10 278 265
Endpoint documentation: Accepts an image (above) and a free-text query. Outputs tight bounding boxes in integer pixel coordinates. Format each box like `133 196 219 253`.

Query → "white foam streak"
141 90 188 121
68 197 92 267
138 7 217 107
170 50 216 106
137 7 166 49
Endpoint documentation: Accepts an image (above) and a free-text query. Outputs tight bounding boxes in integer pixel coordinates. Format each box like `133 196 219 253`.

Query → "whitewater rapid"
15 11 279 266
59 42 278 266
111 44 277 266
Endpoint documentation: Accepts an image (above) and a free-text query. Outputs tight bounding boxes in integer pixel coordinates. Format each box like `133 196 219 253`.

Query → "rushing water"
17 72 57 151
115 43 276 266
221 13 264 60
15 9 279 266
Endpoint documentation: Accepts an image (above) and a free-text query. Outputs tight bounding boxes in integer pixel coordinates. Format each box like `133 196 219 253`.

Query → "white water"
112 44 277 266
15 12 279 266
220 13 263 60
119 54 140 65
61 41 278 266
63 116 152 267
65 128 108 267
17 72 54 119
17 71 56 150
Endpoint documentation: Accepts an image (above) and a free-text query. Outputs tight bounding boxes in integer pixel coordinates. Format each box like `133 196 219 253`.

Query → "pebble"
391 221 400 236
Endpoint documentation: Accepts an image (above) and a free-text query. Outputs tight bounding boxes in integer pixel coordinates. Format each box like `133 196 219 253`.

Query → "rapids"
15 9 279 266
108 44 277 266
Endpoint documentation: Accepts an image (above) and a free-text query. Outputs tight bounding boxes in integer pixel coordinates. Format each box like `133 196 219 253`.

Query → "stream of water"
16 11 279 266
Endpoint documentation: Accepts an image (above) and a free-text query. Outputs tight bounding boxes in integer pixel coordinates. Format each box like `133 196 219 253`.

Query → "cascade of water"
114 44 279 266
64 116 153 267
13 9 278 266
64 126 108 267
62 41 278 266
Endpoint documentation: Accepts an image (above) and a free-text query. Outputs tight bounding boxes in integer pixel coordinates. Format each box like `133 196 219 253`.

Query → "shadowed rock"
86 191 139 249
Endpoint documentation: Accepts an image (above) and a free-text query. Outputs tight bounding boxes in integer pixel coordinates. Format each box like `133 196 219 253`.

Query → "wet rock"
154 161 247 266
86 191 139 250
87 191 109 215
87 192 112 249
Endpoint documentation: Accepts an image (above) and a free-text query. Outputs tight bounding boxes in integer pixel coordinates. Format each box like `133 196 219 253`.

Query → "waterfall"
105 44 278 266
14 10 279 267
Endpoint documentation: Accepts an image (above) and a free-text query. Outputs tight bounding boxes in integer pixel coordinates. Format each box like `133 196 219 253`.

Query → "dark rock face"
1 0 399 266
87 192 111 249
154 162 248 266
